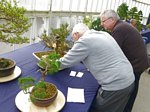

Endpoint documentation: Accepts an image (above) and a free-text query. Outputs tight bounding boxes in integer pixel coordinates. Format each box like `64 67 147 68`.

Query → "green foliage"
0 58 10 68
128 7 142 20
0 0 32 44
83 16 108 32
146 23 150 29
117 3 129 20
51 23 70 42
83 16 93 28
117 3 143 31
38 51 61 75
18 77 35 94
91 18 107 31
18 48 61 97
32 81 47 99
40 23 70 55
18 78 48 99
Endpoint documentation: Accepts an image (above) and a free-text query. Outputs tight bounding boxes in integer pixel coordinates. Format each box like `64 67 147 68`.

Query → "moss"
0 58 13 68
31 82 57 99
0 58 9 68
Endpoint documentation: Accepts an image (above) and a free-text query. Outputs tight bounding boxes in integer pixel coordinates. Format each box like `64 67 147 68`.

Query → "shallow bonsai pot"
30 82 58 107
0 58 16 77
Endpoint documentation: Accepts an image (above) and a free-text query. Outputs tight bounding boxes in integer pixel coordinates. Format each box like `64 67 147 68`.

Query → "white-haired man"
59 23 135 112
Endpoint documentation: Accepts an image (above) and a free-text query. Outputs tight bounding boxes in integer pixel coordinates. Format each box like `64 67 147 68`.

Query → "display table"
141 29 150 44
0 42 99 112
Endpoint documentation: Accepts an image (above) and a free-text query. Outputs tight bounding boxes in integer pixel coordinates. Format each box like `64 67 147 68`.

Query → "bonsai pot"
0 58 16 77
30 82 58 107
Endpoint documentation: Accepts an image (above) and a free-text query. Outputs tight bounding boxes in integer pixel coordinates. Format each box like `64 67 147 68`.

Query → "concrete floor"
132 70 150 112
132 43 150 112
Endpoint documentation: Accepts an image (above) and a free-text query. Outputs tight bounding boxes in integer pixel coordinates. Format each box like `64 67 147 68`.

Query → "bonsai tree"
37 52 61 80
18 52 61 107
0 0 31 78
39 23 71 55
117 3 143 31
0 0 31 44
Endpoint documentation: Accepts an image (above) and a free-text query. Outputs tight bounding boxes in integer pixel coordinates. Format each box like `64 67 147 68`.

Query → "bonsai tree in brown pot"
18 52 61 107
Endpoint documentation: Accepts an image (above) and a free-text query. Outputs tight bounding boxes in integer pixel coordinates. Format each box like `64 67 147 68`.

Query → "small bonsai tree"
18 52 61 99
0 0 31 44
39 23 71 55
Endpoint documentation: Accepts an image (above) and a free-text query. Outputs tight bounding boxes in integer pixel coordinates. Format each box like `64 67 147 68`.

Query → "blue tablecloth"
0 42 99 112
141 29 150 44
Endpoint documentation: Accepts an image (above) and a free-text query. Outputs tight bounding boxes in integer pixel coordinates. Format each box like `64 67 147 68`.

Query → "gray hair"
72 23 89 36
100 10 120 21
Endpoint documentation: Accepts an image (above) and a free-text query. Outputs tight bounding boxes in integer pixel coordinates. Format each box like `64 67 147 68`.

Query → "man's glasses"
101 17 112 23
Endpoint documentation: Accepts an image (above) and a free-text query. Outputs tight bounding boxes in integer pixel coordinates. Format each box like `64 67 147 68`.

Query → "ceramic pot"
30 82 58 107
0 58 16 77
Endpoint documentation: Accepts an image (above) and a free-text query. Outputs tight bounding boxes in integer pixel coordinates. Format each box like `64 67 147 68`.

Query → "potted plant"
18 52 61 107
39 23 71 56
0 58 16 77
0 0 31 77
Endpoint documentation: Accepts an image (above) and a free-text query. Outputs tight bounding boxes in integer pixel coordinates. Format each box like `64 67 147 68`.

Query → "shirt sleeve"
59 38 89 69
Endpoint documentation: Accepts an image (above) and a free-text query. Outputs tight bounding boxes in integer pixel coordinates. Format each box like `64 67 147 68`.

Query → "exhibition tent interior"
0 0 150 54
0 1 150 112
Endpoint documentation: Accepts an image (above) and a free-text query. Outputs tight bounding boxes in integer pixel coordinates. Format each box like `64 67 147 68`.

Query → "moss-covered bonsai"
0 0 31 44
18 52 61 107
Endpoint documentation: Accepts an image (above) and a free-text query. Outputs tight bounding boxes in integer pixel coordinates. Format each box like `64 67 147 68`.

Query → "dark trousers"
89 82 134 112
123 72 142 112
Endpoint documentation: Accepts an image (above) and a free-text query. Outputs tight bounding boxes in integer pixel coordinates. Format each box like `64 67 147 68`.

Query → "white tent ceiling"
17 0 150 18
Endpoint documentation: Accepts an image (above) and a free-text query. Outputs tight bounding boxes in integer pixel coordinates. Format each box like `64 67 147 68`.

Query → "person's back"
80 30 134 90
112 20 149 73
